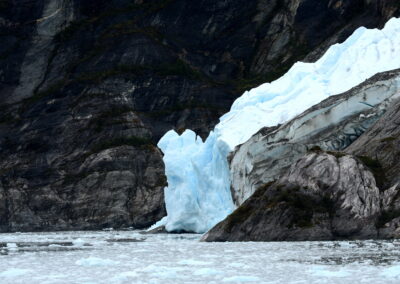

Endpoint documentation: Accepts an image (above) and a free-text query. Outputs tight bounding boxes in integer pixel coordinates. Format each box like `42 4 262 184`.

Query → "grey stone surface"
204 152 382 242
346 93 400 189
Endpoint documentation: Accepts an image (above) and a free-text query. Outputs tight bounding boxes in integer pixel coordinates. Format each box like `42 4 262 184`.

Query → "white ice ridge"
154 17 400 233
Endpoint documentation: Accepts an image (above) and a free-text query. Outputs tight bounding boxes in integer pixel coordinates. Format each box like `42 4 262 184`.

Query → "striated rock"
0 145 167 231
203 152 382 242
346 95 400 189
346 97 400 236
140 225 167 235
230 69 400 205
0 0 399 232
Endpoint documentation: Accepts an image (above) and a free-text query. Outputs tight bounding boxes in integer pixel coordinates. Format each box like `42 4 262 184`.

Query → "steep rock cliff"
0 0 398 231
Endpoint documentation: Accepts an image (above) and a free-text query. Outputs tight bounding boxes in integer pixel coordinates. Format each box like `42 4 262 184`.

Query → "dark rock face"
346 96 400 190
346 96 400 239
203 152 387 242
0 0 399 232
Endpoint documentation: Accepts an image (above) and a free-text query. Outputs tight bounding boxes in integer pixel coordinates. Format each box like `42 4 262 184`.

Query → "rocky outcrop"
0 0 399 231
346 94 400 189
230 69 400 205
346 93 400 239
204 86 400 242
203 152 398 242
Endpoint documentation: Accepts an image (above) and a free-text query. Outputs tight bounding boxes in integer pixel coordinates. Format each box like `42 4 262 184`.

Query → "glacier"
154 17 400 233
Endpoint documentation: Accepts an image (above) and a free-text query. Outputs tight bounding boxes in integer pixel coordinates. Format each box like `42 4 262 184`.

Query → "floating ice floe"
75 257 119 267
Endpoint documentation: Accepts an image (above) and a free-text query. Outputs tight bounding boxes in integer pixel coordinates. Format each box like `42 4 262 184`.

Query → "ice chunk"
193 268 223 276
178 259 212 266
72 238 85 246
75 257 119 267
158 130 234 233
311 266 352 278
222 276 260 282
0 268 31 278
157 17 400 233
6 243 17 248
111 271 139 282
381 265 400 278
140 265 187 280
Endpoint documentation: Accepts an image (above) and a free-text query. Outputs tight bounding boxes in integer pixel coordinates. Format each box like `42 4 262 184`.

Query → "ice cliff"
155 17 400 233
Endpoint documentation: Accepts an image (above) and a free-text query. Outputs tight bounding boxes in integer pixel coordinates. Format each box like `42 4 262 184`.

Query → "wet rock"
346 98 400 235
379 217 400 239
203 152 381 242
346 96 400 189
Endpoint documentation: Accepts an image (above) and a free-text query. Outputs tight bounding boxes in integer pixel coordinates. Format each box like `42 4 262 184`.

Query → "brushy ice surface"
156 17 400 233
1 231 400 284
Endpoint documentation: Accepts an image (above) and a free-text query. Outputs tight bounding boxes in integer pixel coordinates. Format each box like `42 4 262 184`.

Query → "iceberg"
155 17 400 233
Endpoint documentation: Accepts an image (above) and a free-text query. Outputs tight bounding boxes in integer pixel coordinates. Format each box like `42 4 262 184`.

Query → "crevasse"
153 17 400 233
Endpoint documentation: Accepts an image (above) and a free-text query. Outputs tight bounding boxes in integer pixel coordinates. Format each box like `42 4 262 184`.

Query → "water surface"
1 231 400 283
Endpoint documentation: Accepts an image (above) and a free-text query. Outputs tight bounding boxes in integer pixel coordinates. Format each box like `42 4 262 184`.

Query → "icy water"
1 231 400 283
